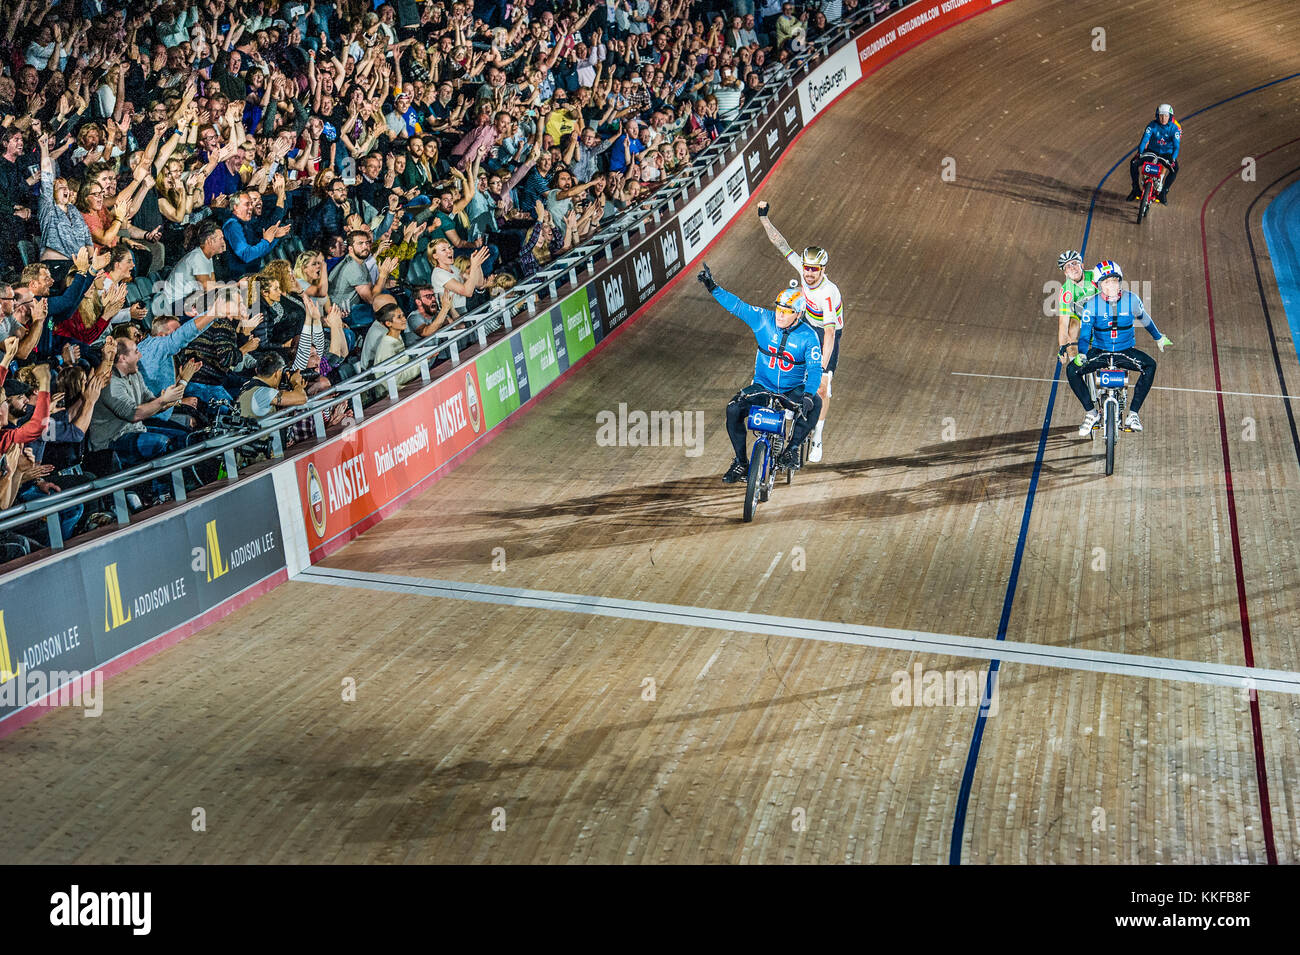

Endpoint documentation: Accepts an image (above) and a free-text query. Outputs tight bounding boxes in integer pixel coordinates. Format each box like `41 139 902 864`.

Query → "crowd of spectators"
0 0 869 560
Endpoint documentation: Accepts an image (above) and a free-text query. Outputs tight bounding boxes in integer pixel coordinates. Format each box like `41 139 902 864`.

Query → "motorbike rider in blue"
1066 260 1173 437
698 263 823 483
1128 103 1181 203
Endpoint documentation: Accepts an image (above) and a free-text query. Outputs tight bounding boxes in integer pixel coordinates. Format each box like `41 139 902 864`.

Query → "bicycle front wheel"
744 441 766 523
1105 402 1117 475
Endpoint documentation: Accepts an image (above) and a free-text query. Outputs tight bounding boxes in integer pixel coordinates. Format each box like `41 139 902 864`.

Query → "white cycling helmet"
1093 260 1123 283
1157 103 1173 117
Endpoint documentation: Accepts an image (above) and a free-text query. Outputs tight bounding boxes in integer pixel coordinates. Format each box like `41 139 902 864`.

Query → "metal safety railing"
1 7 881 553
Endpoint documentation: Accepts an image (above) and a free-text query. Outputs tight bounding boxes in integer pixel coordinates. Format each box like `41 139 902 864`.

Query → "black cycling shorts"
814 325 841 375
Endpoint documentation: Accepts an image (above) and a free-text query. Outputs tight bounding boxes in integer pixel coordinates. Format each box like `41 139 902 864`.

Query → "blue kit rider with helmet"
698 263 823 483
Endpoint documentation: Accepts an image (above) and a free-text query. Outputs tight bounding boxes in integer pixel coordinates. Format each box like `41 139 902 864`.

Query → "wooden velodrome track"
6 0 1300 864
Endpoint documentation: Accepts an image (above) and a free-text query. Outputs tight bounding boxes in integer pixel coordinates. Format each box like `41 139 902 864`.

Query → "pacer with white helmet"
755 200 843 463
1127 103 1182 204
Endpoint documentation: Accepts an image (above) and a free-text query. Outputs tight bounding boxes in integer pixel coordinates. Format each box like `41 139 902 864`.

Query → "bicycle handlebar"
749 390 805 412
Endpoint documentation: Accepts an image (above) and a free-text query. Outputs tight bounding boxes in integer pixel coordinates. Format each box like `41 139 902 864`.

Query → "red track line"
1198 135 1300 865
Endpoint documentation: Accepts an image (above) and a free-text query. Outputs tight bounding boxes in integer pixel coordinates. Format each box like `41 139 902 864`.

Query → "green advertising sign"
560 288 595 362
476 338 521 428
520 316 561 395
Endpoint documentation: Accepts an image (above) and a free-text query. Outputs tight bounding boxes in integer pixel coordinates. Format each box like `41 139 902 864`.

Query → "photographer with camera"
239 352 309 421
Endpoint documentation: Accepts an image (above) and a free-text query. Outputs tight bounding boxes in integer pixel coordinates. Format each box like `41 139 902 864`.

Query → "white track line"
297 566 1300 695
952 371 1298 401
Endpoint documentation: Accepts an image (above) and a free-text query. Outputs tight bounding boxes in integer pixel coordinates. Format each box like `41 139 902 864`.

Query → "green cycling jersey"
1059 269 1097 350
1060 269 1098 323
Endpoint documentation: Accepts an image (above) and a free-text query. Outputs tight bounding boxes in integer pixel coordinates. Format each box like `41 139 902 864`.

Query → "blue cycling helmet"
1093 260 1123 282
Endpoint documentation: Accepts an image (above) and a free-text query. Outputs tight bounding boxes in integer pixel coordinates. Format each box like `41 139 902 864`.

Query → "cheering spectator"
303 175 352 251
713 67 744 122
179 294 263 408
153 221 227 316
36 132 92 282
136 305 224 402
567 124 616 183
223 187 292 278
0 127 34 261
428 242 490 317
359 302 424 391
519 201 577 279
406 286 458 344
0 359 51 458
86 334 188 467
329 231 399 328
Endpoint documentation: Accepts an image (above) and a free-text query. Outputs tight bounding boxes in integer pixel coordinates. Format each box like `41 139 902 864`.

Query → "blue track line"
947 70 1300 865
1261 178 1300 368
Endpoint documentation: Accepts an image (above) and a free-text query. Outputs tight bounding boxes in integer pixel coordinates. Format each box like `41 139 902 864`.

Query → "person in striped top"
713 67 744 122
757 200 843 463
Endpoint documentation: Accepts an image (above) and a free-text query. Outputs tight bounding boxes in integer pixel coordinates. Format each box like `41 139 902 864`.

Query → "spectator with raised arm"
223 188 293 277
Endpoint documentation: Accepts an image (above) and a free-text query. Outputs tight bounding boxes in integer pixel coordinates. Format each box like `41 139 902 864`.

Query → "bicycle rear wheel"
744 441 766 522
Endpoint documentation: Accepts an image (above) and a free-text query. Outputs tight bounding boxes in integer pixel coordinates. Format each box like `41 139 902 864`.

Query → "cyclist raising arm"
698 263 822 482
756 200 843 463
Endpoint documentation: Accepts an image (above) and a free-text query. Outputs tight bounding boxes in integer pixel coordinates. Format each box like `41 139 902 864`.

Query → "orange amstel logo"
306 463 327 538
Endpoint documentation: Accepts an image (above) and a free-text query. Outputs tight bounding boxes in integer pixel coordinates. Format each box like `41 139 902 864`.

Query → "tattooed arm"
756 200 793 259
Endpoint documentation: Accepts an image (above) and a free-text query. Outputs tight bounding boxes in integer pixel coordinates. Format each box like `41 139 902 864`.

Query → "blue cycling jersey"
710 285 823 394
1076 290 1164 355
1138 118 1182 161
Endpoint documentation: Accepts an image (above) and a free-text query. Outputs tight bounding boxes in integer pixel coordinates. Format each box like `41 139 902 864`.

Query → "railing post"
113 489 130 526
313 410 327 439
351 393 364 420
171 468 187 502
270 429 284 457
45 513 63 550
223 449 239 481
